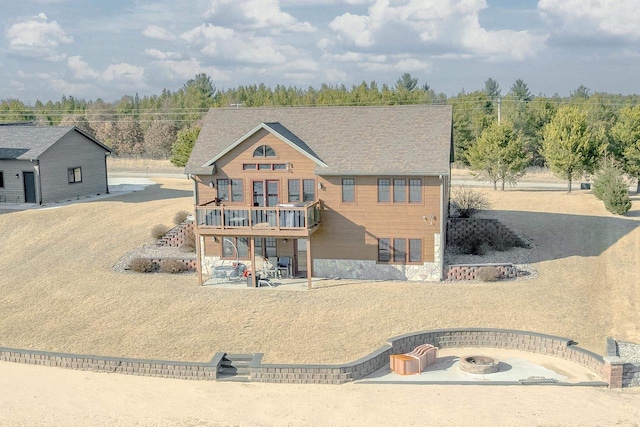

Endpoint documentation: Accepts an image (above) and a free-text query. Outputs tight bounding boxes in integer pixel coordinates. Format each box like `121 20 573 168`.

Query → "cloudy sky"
1 0 639 103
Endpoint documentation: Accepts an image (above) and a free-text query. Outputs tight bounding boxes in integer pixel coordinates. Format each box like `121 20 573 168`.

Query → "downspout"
105 153 110 194
33 159 42 205
439 174 447 281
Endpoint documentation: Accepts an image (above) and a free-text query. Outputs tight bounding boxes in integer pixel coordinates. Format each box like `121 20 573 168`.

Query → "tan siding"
194 129 444 266
195 130 318 207
38 132 109 203
313 176 441 262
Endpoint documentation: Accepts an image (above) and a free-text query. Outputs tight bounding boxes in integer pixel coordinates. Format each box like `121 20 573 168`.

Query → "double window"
288 179 316 203
221 237 249 260
68 167 82 184
216 179 243 202
378 178 422 203
378 238 422 263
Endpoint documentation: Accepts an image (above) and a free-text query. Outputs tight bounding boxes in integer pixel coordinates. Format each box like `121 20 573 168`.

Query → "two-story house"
185 105 453 288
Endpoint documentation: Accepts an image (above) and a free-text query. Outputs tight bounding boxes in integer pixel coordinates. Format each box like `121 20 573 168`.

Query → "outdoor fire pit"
458 355 500 374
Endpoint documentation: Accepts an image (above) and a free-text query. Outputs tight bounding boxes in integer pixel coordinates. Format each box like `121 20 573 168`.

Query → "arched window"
253 145 276 157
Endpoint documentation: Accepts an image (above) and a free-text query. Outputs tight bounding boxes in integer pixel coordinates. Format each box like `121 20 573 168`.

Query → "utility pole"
497 97 501 123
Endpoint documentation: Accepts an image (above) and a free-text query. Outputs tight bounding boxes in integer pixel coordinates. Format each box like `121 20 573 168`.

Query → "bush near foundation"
173 210 191 225
159 259 187 274
129 258 155 273
476 266 500 281
450 187 490 218
151 224 170 239
182 227 196 252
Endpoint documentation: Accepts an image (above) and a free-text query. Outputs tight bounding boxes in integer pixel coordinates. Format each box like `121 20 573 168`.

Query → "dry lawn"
1 178 639 364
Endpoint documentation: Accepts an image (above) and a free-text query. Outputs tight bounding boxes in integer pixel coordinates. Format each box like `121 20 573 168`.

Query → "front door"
23 172 36 203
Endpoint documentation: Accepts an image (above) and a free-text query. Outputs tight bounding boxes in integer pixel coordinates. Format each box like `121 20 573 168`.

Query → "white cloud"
5 13 73 61
142 25 176 41
205 0 315 33
67 56 100 80
538 0 640 41
181 24 289 64
328 0 546 61
100 63 145 87
144 49 182 60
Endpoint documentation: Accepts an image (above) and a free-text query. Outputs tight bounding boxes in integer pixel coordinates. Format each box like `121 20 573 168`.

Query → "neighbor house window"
378 238 422 264
253 145 276 157
0 171 4 188
68 167 82 183
221 237 249 260
342 178 355 202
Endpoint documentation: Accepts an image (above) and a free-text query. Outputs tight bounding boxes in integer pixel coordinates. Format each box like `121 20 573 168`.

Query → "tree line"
1 73 640 194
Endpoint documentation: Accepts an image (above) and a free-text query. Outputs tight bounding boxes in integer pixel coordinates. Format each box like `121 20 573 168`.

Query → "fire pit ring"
459 355 500 374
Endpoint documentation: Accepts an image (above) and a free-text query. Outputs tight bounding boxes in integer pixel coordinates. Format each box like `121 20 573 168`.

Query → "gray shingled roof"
186 105 453 176
0 126 111 160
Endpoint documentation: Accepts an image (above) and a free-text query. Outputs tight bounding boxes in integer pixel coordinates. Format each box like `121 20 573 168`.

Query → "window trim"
68 167 82 184
378 238 422 264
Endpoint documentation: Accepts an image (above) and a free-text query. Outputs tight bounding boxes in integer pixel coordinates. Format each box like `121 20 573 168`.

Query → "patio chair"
277 256 291 278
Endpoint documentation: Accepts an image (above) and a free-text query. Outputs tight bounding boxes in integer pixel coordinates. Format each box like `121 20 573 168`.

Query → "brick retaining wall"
446 263 519 280
158 220 194 247
447 218 527 247
607 338 640 388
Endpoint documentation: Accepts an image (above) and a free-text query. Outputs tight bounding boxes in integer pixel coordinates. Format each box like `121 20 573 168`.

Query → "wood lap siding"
313 176 440 263
38 132 108 203
194 129 442 265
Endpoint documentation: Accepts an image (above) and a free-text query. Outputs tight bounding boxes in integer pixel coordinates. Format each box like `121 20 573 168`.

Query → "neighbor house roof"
0 126 111 160
185 105 453 176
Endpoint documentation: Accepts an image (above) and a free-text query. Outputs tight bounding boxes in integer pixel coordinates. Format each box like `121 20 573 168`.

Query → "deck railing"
195 201 321 231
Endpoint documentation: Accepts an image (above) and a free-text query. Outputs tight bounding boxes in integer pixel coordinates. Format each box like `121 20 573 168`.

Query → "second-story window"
253 145 276 157
217 179 243 202
342 178 355 203
288 179 316 203
377 178 422 203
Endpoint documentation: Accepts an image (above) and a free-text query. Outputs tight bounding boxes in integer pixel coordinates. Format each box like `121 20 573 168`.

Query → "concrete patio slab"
358 347 606 386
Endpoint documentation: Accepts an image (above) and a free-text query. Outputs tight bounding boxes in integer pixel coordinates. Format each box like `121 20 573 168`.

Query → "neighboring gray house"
0 125 111 204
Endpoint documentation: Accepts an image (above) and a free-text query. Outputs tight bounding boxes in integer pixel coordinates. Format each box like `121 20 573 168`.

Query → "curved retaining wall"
1 329 624 387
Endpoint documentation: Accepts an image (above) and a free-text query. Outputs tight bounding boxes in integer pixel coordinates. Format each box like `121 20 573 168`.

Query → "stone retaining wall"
608 338 640 388
447 218 527 248
148 258 198 272
3 329 632 387
0 347 221 380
